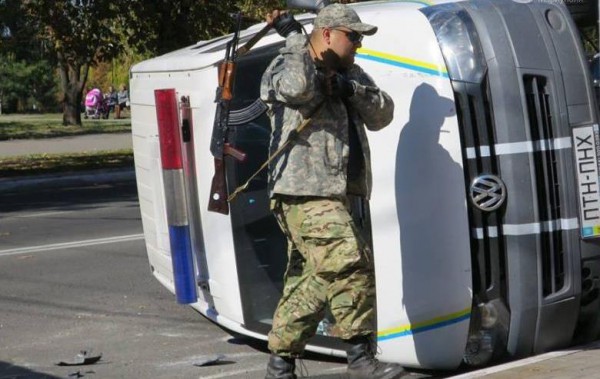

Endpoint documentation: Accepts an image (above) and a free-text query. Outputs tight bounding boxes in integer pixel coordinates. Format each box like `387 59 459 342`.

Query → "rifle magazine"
228 99 268 126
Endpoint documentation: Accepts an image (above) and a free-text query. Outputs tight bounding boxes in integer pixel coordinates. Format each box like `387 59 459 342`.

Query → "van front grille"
523 75 565 297
453 80 506 303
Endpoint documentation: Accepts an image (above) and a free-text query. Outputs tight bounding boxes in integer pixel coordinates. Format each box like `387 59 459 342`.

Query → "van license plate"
573 125 600 238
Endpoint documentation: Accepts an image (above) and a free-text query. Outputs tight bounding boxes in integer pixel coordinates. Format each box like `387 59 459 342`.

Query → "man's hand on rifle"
318 69 356 99
329 73 356 98
267 10 302 38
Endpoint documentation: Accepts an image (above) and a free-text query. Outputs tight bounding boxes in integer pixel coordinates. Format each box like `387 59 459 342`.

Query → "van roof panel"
130 0 458 73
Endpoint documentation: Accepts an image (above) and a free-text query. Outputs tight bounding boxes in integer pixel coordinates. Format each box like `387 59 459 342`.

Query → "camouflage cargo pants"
268 195 375 357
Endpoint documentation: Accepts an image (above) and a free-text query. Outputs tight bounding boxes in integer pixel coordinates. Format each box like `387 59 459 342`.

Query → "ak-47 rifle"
208 1 330 214
208 13 247 215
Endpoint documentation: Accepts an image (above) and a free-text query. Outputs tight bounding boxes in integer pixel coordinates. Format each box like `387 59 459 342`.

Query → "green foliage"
581 26 599 57
20 0 129 124
121 0 308 56
86 0 287 90
28 61 59 111
0 59 58 113
23 0 122 66
6 0 595 120
124 1 239 56
0 60 29 112
237 0 286 24
0 0 58 113
0 0 49 62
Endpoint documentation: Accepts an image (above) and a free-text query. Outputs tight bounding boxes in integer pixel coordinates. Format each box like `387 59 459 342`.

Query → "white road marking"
0 234 144 257
10 211 72 218
159 352 264 368
197 364 266 379
5 203 135 219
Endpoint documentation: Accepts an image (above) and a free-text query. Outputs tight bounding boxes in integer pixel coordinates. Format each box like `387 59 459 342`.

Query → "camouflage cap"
313 3 378 36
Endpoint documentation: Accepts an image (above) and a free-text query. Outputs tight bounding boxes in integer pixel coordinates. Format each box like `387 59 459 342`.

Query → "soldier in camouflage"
261 4 406 379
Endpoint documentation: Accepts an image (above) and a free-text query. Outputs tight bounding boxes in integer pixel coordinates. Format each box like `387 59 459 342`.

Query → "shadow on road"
0 361 63 379
0 181 138 213
224 334 447 378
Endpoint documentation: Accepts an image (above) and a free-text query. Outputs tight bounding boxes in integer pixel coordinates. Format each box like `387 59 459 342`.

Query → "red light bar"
155 89 183 170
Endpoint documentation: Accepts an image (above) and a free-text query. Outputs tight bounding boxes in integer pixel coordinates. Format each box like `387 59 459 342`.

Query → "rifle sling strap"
228 101 325 202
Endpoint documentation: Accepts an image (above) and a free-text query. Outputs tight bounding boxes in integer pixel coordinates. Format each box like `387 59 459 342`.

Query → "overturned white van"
129 0 600 370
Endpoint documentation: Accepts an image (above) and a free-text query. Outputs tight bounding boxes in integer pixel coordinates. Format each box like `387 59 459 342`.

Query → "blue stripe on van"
377 308 471 341
357 53 450 78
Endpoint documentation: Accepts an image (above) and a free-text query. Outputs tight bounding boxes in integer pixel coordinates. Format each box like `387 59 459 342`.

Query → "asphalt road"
0 182 355 379
4 180 585 378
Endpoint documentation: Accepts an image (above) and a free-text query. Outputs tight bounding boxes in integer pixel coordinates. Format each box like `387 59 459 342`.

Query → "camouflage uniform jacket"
260 34 394 199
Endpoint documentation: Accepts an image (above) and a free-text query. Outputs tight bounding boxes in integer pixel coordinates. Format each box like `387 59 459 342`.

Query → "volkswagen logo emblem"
470 175 507 212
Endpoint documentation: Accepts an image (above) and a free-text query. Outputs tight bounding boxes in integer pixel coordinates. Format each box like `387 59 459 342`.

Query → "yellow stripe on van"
353 0 434 7
377 307 471 341
357 48 449 78
393 0 434 6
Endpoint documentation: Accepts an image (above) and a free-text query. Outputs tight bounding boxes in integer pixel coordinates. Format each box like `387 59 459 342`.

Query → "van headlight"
463 300 510 366
422 4 487 84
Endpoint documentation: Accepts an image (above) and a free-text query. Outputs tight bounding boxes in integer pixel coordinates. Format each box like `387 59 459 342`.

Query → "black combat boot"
265 354 297 379
346 335 407 379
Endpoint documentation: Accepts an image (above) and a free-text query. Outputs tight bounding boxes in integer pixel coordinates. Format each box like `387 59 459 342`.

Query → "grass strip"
0 114 131 140
0 149 134 177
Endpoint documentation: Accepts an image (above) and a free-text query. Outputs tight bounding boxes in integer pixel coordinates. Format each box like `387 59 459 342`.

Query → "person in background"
260 4 405 379
84 87 104 119
105 85 118 117
115 84 129 119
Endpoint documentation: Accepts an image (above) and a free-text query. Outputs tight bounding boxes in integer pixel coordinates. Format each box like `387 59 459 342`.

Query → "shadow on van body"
396 83 467 365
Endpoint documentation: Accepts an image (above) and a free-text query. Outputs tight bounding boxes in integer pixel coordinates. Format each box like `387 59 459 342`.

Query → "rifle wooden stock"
207 143 247 215
218 62 225 86
220 61 236 101
208 157 229 214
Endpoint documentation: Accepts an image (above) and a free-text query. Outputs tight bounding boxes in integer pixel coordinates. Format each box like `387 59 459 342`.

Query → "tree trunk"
58 53 89 126
63 86 81 125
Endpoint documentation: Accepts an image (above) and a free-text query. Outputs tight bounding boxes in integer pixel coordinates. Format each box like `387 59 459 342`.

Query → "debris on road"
193 354 230 367
57 350 102 366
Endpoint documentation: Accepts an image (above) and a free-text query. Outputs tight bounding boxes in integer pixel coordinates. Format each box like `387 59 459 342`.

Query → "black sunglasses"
332 29 363 44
